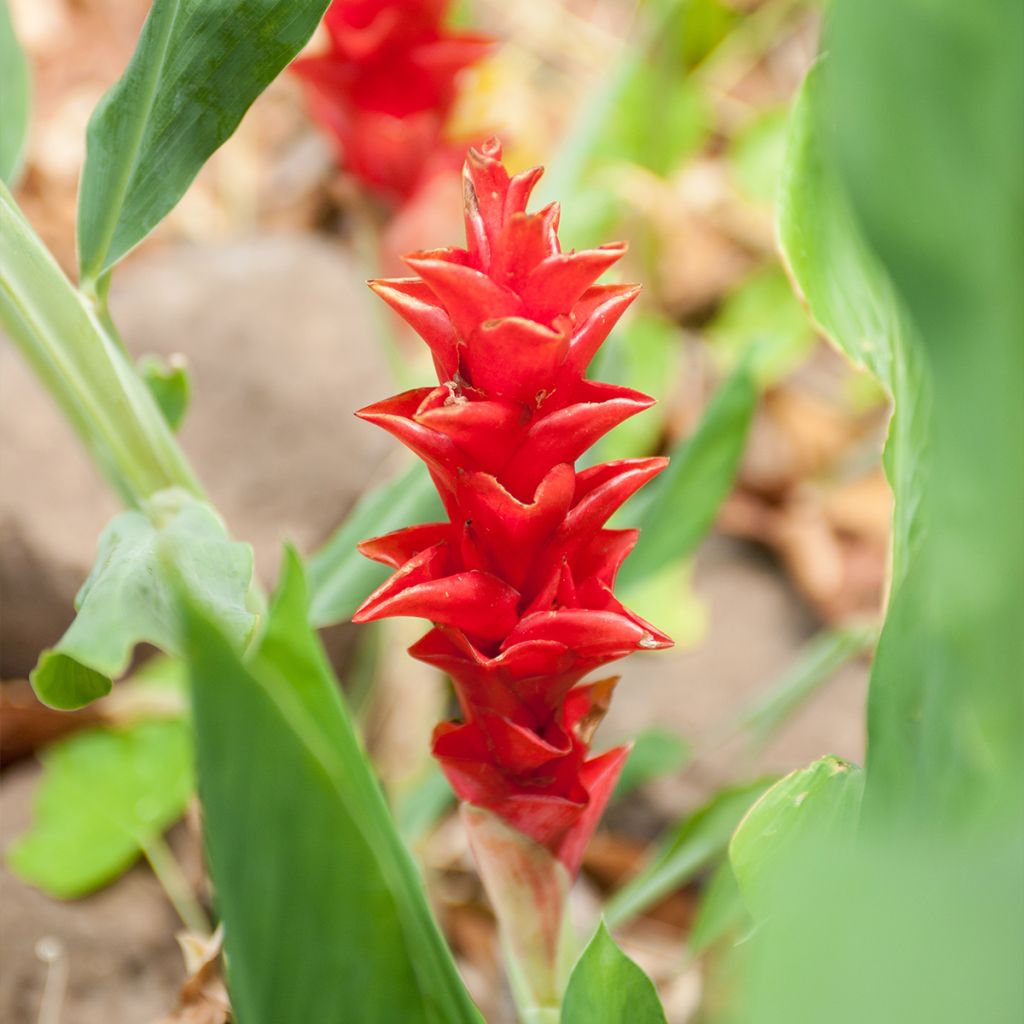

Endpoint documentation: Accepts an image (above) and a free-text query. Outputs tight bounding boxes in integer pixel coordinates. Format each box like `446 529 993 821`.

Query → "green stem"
0 180 203 507
140 832 211 936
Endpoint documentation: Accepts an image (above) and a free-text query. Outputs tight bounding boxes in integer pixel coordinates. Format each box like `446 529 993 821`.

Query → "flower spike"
354 141 672 873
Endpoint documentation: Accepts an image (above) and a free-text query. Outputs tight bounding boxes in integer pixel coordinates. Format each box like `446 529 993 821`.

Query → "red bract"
292 0 492 200
354 140 672 875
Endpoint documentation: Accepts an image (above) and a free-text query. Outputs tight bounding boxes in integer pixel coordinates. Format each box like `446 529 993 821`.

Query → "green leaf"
76 0 331 284
687 859 746 955
587 312 679 464
736 626 875 748
707 266 816 386
561 922 666 1024
613 728 692 801
139 354 190 431
306 462 444 628
7 719 193 898
395 763 455 844
184 547 482 1024
825 0 1024 828
729 107 791 207
0 0 30 185
777 59 908 390
729 755 863 923
617 359 757 588
31 495 254 710
604 778 774 928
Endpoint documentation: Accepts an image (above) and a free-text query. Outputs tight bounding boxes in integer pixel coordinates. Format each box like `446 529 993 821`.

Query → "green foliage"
618 359 757 588
32 495 255 709
139 354 190 431
729 107 790 207
604 778 774 929
77 0 332 284
184 548 482 1024
561 922 666 1024
729 756 863 923
7 719 193 898
707 266 816 386
306 462 444 628
777 58 926 587
687 859 745 955
0 0 29 185
588 312 680 464
613 729 692 801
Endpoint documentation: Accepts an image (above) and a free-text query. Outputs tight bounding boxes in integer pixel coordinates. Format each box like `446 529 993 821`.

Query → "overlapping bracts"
292 0 492 200
354 140 671 874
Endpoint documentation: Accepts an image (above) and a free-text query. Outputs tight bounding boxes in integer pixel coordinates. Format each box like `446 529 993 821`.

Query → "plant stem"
140 832 211 936
0 180 204 509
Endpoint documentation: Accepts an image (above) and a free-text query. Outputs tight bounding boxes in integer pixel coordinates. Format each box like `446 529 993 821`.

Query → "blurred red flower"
292 0 493 201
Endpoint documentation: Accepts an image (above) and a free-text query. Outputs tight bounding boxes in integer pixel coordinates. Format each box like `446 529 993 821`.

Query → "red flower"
354 140 672 875
292 0 493 200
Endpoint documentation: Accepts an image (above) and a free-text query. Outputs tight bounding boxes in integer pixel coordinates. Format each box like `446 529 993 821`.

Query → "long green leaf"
736 626 874 747
603 778 773 929
618 359 756 589
561 922 666 1024
0 0 30 185
31 495 254 710
77 0 331 284
185 548 482 1024
306 462 443 628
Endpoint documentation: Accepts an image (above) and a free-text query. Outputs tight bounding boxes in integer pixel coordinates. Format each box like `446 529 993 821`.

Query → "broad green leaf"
777 60 906 388
613 728 692 801
7 719 193 898
561 922 666 1024
31 495 254 710
617 359 757 588
77 0 331 284
604 778 774 928
0 0 29 185
729 755 863 923
184 548 481 1024
687 858 746 955
707 266 816 386
736 626 874 747
306 462 443 628
825 0 1024 828
139 354 190 431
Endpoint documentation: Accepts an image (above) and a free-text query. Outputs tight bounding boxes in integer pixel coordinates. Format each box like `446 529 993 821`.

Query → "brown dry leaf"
156 926 230 1024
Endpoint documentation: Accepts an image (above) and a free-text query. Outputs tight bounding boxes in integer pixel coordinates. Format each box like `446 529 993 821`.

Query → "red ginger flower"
292 0 492 201
354 140 672 875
